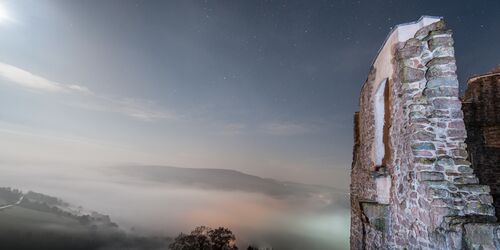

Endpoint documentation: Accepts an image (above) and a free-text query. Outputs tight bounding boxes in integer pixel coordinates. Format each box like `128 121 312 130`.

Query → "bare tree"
169 226 238 250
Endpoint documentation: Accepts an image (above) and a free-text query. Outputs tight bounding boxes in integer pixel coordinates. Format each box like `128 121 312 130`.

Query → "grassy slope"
0 206 89 232
0 203 170 250
0 206 120 250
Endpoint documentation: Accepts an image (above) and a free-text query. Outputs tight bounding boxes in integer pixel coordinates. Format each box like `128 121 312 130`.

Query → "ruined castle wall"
351 17 498 249
350 67 386 249
351 17 446 249
463 72 500 217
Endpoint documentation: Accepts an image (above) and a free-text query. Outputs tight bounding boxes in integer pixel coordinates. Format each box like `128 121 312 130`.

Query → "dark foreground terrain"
0 187 170 250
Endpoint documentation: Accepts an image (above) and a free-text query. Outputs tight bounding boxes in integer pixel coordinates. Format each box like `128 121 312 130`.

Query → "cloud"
0 62 172 122
0 63 85 92
260 122 313 136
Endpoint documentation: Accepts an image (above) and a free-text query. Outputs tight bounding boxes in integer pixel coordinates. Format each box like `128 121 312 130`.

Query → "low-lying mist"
0 163 350 249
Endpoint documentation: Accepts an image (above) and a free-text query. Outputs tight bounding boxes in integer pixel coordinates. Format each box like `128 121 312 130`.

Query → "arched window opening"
373 78 391 204
373 78 388 169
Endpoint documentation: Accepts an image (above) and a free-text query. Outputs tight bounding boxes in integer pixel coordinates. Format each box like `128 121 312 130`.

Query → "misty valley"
0 165 350 250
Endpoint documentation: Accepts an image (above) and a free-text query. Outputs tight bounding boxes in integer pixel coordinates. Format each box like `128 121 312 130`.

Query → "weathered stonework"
463 69 500 218
350 16 500 249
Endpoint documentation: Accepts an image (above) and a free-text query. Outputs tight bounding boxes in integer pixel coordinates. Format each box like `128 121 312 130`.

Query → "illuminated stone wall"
351 17 499 249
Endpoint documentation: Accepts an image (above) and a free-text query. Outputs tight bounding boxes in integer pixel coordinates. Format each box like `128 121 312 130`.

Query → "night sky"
0 0 499 190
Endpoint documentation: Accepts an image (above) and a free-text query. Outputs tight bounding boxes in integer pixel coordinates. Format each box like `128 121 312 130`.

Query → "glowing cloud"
0 62 172 122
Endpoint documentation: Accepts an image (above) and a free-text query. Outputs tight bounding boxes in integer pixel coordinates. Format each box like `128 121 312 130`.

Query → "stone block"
457 185 491 194
453 177 479 185
432 98 462 110
432 46 455 58
424 87 458 98
428 37 454 51
410 117 430 124
419 171 445 181
414 150 435 157
479 194 494 204
397 46 423 59
412 142 436 151
426 56 455 67
451 149 469 159
429 187 450 198
426 77 459 88
458 166 474 174
405 38 422 47
448 120 465 129
453 159 471 166
464 202 495 216
447 129 467 138
400 67 425 83
425 29 453 39
426 64 457 80
436 157 454 168
415 157 437 165
402 58 426 69
414 20 446 39
412 131 436 141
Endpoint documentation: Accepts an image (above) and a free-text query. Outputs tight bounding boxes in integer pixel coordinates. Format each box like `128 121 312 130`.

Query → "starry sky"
0 0 499 191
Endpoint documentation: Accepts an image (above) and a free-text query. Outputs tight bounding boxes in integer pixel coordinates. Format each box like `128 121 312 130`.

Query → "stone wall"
350 17 499 249
463 70 500 218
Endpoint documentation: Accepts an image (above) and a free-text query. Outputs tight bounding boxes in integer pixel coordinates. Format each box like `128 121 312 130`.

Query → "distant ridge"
116 165 349 209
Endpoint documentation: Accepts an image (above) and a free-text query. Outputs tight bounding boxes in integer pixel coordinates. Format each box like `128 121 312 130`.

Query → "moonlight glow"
0 4 10 22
